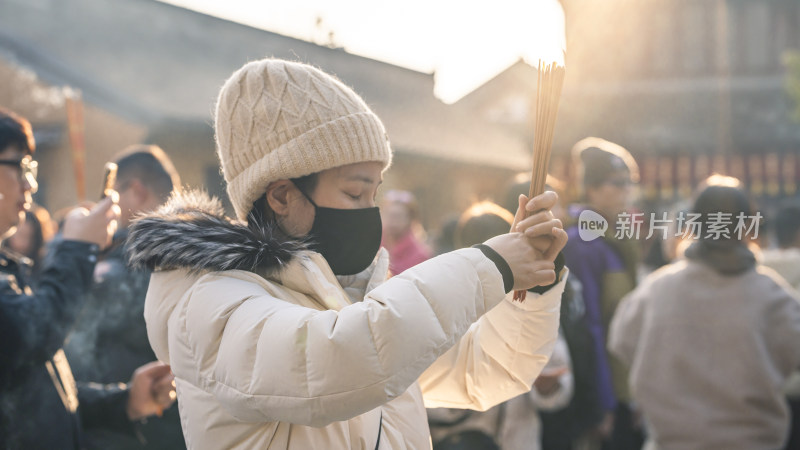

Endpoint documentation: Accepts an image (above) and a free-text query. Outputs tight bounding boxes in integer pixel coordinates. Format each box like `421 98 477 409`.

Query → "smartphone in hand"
101 162 118 200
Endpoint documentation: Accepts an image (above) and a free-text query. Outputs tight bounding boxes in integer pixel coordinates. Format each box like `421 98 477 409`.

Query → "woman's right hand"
483 191 568 290
483 233 557 290
512 191 566 261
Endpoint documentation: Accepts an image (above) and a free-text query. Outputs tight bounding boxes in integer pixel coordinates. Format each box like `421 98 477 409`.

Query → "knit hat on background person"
215 58 393 220
571 137 639 190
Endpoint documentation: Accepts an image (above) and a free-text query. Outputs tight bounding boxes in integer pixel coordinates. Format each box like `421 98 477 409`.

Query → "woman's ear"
265 180 294 217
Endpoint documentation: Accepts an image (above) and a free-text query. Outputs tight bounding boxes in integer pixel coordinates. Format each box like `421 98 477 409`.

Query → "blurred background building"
0 0 530 228
1 0 800 227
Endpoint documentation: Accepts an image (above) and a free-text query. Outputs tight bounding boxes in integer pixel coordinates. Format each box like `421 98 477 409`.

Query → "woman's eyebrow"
346 175 381 186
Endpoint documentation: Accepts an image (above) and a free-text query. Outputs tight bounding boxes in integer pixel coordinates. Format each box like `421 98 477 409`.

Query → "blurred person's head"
455 201 514 248
112 144 180 229
217 59 392 275
503 172 567 223
659 200 693 262
0 108 37 238
433 215 459 255
380 190 420 241
691 174 756 243
772 203 800 249
572 137 639 220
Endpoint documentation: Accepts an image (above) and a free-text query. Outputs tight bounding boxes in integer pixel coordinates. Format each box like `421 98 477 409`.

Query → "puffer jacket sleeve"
418 269 566 411
528 333 574 411
175 248 507 427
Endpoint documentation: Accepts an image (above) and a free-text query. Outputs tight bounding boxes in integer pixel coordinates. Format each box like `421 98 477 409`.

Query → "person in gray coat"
609 175 800 450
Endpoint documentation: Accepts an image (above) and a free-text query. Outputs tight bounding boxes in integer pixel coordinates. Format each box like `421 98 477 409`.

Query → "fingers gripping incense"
514 60 565 302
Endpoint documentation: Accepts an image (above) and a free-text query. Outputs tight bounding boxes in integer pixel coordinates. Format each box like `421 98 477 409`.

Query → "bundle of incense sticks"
514 60 566 302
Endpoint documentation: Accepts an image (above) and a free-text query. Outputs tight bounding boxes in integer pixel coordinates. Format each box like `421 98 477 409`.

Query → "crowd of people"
1 57 800 450
420 142 800 450
0 110 178 449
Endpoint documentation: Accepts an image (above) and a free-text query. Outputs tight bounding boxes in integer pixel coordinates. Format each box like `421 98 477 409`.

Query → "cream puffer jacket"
128 192 566 449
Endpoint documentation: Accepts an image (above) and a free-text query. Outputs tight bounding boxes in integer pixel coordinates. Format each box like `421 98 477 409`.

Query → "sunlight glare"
158 0 565 104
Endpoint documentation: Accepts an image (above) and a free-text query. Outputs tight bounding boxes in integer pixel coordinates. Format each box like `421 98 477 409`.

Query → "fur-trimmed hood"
127 190 305 273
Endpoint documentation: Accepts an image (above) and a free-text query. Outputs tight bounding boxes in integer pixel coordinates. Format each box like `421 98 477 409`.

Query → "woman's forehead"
326 161 383 183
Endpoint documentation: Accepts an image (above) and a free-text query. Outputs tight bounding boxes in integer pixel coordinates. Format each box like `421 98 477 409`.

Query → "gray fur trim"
126 190 305 273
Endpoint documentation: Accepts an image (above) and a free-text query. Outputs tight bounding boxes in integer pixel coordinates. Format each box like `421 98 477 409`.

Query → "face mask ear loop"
292 181 318 208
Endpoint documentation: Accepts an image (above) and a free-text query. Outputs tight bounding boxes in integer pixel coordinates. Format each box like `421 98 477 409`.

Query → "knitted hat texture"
215 59 393 220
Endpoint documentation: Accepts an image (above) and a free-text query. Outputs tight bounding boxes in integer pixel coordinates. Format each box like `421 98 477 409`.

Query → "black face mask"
297 187 382 276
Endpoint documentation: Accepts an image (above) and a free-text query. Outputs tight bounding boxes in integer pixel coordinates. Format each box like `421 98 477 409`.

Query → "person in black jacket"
0 108 175 449
66 145 185 449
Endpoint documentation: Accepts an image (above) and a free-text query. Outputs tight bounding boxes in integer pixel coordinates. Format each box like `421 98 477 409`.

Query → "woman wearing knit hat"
127 58 568 449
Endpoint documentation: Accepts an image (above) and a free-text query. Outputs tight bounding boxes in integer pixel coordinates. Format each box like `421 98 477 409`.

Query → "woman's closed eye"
344 190 379 207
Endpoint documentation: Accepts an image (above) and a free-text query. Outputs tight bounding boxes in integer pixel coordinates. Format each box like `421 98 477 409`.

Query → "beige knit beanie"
215 59 393 220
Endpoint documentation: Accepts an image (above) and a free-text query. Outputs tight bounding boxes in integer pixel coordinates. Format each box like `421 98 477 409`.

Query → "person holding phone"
128 59 568 449
65 145 185 450
0 108 176 449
